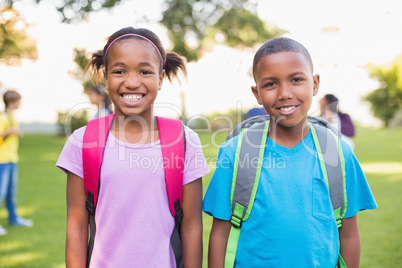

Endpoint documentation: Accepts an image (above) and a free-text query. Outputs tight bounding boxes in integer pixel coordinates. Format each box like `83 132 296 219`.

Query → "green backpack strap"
310 123 348 268
309 123 347 227
225 121 269 268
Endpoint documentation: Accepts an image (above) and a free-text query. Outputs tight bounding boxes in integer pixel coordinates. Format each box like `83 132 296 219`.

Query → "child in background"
203 37 377 267
57 27 209 267
0 90 33 236
86 84 112 118
319 93 355 150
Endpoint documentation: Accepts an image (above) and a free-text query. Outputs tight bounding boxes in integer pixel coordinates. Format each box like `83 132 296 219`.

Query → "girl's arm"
180 178 203 268
339 215 360 268
66 171 88 267
208 217 231 268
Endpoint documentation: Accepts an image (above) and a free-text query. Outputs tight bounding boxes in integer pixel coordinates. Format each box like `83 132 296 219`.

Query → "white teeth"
123 95 143 102
280 106 296 112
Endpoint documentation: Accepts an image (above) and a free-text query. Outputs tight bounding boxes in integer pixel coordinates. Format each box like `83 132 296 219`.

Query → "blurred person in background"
0 90 33 236
319 93 356 150
86 84 113 119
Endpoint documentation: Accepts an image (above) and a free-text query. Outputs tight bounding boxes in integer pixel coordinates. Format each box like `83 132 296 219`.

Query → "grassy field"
0 126 401 267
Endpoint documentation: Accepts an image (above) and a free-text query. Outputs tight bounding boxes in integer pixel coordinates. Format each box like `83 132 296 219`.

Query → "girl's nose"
125 73 141 88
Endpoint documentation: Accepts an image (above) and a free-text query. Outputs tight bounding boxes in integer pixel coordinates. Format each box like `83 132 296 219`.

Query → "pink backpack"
82 114 185 268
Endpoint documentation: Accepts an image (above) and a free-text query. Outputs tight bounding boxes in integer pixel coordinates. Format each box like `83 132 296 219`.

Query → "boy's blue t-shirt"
203 132 377 268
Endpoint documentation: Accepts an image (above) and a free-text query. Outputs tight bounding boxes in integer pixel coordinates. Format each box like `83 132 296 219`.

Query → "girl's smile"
121 93 145 105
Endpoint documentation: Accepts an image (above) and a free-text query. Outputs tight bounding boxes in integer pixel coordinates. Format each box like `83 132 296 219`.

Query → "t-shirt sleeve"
0 114 8 134
202 138 238 221
342 142 378 218
182 127 210 185
56 126 86 178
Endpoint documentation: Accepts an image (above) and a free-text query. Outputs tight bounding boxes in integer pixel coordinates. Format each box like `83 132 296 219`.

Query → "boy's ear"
158 70 166 91
251 86 263 105
313 74 320 96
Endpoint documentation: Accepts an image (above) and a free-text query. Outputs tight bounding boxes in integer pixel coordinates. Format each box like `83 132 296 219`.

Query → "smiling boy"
203 37 377 267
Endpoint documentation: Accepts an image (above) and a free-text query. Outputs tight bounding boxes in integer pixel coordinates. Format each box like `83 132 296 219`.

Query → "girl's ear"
313 74 320 96
103 69 107 84
251 86 263 105
158 70 166 91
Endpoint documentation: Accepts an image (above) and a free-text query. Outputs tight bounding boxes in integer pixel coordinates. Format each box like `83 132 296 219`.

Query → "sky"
1 0 402 126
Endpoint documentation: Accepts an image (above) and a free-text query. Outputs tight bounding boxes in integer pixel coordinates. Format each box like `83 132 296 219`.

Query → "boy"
203 38 377 267
0 90 33 235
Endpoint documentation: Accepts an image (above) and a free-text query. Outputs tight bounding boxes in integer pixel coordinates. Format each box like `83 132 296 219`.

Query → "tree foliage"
161 0 285 62
0 7 37 65
3 0 124 23
365 57 402 127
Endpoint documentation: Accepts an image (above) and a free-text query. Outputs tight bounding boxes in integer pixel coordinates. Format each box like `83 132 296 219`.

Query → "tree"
0 6 37 65
161 0 285 62
3 0 124 23
365 56 402 127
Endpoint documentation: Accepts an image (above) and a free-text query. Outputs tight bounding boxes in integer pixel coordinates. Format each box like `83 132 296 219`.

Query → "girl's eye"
111 70 124 75
140 70 152 75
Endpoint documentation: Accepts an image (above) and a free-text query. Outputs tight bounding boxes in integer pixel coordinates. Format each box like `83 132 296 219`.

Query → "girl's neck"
111 113 159 144
268 119 310 148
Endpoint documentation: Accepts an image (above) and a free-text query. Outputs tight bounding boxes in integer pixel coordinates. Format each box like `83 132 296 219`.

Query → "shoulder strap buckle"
230 214 242 228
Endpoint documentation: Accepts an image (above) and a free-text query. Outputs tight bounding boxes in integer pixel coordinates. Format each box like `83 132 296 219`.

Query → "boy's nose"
278 84 293 100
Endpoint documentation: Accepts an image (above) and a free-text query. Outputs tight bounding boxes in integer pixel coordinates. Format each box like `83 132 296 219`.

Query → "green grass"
0 127 401 267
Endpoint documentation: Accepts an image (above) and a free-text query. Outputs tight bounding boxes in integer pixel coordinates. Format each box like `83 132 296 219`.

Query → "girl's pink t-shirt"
57 125 210 267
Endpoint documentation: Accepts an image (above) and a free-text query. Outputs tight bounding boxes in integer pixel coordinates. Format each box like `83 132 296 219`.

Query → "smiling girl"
57 27 209 268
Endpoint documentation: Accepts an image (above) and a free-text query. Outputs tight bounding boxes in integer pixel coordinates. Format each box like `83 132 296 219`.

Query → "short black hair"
252 37 313 79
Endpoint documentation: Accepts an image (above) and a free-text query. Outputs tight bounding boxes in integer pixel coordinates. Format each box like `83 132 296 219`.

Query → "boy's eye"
263 81 276 88
292 77 304 82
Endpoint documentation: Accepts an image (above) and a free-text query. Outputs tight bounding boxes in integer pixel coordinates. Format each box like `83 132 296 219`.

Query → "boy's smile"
252 51 319 134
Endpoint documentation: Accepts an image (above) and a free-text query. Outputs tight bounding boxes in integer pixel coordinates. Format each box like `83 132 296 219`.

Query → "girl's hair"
323 94 339 113
3 90 21 107
86 27 187 82
252 37 313 79
86 84 113 113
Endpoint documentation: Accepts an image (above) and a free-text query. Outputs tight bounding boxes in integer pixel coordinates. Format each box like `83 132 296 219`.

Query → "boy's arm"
180 178 203 268
66 171 88 267
208 217 231 268
339 215 360 268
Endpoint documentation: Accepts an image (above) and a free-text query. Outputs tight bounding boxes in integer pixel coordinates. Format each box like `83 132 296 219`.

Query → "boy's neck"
5 107 14 114
268 120 310 148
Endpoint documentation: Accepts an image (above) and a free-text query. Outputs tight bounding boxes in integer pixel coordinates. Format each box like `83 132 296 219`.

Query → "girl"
57 27 209 267
86 84 112 118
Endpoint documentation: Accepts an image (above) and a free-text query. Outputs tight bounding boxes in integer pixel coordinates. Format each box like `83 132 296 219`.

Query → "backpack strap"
82 114 114 267
225 121 269 268
157 116 185 268
157 116 185 217
309 123 347 227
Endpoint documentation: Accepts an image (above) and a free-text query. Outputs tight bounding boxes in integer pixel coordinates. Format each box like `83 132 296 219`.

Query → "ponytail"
163 52 187 82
